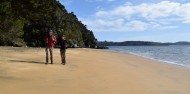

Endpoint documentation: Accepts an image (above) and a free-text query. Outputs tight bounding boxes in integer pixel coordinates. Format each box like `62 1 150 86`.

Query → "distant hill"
173 41 190 45
97 41 190 46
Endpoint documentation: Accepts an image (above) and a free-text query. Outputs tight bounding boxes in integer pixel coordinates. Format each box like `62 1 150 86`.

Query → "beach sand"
0 47 190 94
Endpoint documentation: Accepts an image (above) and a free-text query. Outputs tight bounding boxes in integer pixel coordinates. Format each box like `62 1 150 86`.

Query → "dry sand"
0 47 190 94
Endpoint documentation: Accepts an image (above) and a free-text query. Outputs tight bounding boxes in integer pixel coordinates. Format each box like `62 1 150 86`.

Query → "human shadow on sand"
9 60 45 64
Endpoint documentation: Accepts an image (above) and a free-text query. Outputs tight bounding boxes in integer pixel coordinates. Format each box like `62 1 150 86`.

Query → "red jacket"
44 35 56 47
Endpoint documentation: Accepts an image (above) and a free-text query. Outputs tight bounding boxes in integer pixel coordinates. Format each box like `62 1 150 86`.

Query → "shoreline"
1 46 190 68
105 47 190 68
0 47 190 94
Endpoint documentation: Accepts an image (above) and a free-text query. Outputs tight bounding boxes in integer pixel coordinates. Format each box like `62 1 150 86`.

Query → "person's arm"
53 36 57 43
65 40 68 49
51 35 54 41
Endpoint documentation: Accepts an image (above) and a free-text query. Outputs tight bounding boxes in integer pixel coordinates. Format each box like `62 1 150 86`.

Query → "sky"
59 0 190 42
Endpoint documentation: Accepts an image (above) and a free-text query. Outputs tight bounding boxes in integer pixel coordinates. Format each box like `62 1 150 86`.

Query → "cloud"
95 1 190 21
81 18 149 32
81 18 177 32
81 1 190 32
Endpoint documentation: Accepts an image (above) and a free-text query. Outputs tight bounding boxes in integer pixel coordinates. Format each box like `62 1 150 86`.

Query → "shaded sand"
0 47 190 94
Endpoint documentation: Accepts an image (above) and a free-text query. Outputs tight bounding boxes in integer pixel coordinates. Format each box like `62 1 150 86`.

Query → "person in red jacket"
44 30 56 64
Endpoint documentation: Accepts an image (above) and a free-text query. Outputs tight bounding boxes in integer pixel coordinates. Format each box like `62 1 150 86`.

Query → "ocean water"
108 46 190 67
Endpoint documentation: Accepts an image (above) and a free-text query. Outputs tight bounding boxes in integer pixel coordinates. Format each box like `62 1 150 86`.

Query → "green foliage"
11 0 56 21
0 0 25 46
0 0 97 47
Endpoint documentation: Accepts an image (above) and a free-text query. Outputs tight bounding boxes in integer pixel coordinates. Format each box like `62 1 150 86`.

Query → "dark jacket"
59 38 67 49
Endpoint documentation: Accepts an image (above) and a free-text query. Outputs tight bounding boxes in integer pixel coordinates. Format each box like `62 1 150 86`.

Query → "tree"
0 0 97 47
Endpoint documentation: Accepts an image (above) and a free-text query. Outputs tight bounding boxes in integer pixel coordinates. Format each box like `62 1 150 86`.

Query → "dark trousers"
45 47 53 63
60 49 66 63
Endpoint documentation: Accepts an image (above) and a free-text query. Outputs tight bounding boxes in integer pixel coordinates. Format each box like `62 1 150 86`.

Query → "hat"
49 29 53 32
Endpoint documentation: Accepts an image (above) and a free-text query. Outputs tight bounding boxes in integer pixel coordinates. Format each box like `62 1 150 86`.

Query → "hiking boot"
61 62 65 65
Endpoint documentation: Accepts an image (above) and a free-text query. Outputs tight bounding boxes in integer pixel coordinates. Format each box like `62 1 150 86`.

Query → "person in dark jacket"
59 35 67 65
44 30 56 64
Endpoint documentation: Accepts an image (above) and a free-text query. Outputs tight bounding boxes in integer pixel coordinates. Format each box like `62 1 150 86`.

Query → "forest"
0 0 97 47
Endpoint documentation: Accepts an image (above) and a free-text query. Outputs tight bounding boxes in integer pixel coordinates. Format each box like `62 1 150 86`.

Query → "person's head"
61 35 65 40
48 29 53 36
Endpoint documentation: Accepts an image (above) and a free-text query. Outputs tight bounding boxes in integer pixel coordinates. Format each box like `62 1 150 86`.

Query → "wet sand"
0 47 190 94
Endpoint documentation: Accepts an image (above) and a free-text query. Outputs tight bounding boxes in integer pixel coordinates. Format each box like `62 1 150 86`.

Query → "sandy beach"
0 47 190 94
